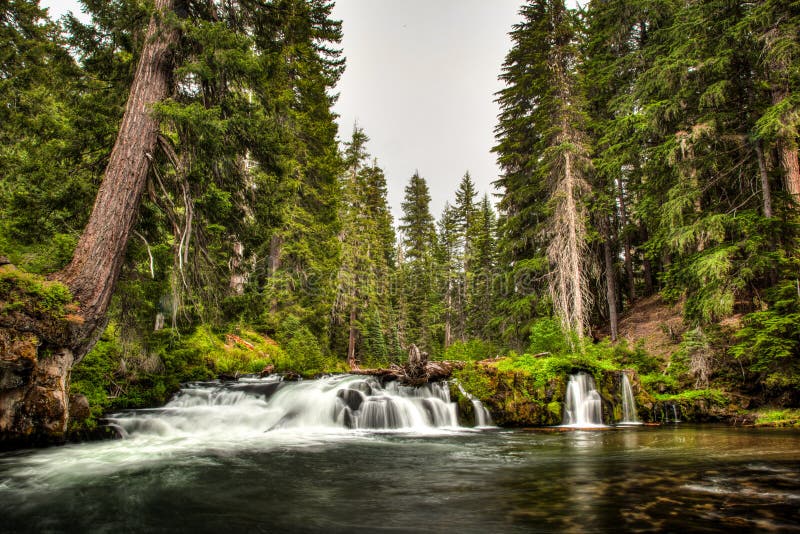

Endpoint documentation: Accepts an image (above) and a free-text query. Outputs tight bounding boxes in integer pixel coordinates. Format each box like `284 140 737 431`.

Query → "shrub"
443 339 501 362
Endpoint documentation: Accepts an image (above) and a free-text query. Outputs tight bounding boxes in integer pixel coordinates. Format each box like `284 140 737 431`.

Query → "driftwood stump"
349 344 464 385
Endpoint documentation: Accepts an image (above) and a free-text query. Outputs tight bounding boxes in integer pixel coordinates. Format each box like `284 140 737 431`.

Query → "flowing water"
108 374 462 436
455 381 495 427
563 372 605 427
1 377 799 533
620 373 641 425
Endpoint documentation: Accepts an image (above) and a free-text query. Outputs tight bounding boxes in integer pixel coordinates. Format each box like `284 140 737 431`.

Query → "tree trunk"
229 240 247 294
755 140 773 219
1 0 178 445
565 152 585 340
56 0 178 354
347 306 359 371
268 233 283 313
773 89 800 204
444 279 452 349
601 218 618 342
616 178 636 302
779 142 800 204
640 224 655 295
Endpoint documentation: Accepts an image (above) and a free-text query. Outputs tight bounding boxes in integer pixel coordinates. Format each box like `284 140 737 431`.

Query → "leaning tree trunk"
57 0 178 352
0 0 178 446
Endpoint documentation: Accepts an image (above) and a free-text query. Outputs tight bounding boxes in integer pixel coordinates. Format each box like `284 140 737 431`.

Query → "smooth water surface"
0 380 798 533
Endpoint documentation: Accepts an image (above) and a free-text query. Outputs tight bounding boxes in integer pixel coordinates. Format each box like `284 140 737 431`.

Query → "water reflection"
0 421 798 532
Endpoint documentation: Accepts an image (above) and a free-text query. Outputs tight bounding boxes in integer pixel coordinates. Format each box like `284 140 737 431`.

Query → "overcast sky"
40 0 525 222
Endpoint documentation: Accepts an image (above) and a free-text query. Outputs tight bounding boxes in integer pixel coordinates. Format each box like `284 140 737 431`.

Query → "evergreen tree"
437 202 460 348
0 0 97 271
452 172 478 340
332 125 398 368
494 0 593 346
398 171 438 352
466 194 499 340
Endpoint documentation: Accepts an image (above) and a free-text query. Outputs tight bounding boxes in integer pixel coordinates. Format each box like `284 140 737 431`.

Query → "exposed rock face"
451 363 656 427
452 364 567 426
0 264 80 446
0 328 74 445
68 393 91 422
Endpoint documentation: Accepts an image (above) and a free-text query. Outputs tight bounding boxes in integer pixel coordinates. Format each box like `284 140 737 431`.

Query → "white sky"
40 0 525 222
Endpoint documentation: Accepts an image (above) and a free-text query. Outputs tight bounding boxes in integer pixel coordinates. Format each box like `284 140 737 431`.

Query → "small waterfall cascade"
562 372 605 427
666 403 681 423
108 375 461 440
454 382 495 427
619 373 641 425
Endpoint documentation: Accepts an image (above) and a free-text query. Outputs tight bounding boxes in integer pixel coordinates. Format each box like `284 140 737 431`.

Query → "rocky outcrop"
596 369 654 423
451 364 566 426
452 363 655 427
0 265 80 446
0 329 74 446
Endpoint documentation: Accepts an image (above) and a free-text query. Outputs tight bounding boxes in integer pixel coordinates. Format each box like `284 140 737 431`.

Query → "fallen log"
348 344 465 385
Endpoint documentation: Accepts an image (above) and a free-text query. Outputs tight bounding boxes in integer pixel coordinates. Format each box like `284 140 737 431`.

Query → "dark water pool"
1 425 798 533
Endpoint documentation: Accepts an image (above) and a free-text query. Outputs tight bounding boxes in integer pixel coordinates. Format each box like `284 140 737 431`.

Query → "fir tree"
494 0 593 346
398 171 438 352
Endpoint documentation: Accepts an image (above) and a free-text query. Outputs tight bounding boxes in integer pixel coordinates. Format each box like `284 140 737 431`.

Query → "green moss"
640 372 679 392
452 362 494 400
180 325 283 376
494 344 619 389
546 401 561 418
653 388 729 405
0 265 75 320
754 409 800 426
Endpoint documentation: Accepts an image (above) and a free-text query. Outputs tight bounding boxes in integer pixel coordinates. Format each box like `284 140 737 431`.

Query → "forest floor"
614 295 685 359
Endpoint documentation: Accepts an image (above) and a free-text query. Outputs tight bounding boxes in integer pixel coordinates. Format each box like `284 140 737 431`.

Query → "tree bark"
444 279 452 349
616 178 636 302
755 140 773 219
229 240 247 294
347 306 359 371
565 151 585 340
772 89 800 205
779 142 800 204
55 0 179 357
640 224 655 295
601 218 618 341
268 233 283 313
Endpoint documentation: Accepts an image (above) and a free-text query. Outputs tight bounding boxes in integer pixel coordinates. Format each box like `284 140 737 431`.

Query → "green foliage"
527 317 575 356
495 346 618 390
331 126 398 367
755 409 800 426
451 363 495 401
277 315 345 376
179 325 277 376
398 171 439 352
442 339 500 362
640 372 679 393
0 266 74 319
732 279 800 393
70 325 215 429
653 388 729 406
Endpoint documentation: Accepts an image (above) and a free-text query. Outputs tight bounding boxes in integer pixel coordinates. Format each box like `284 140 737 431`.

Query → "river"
0 376 798 532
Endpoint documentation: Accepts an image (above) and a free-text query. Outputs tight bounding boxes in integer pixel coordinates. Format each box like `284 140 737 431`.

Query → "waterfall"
562 372 604 427
669 403 681 423
455 382 495 427
108 375 462 440
619 373 641 425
